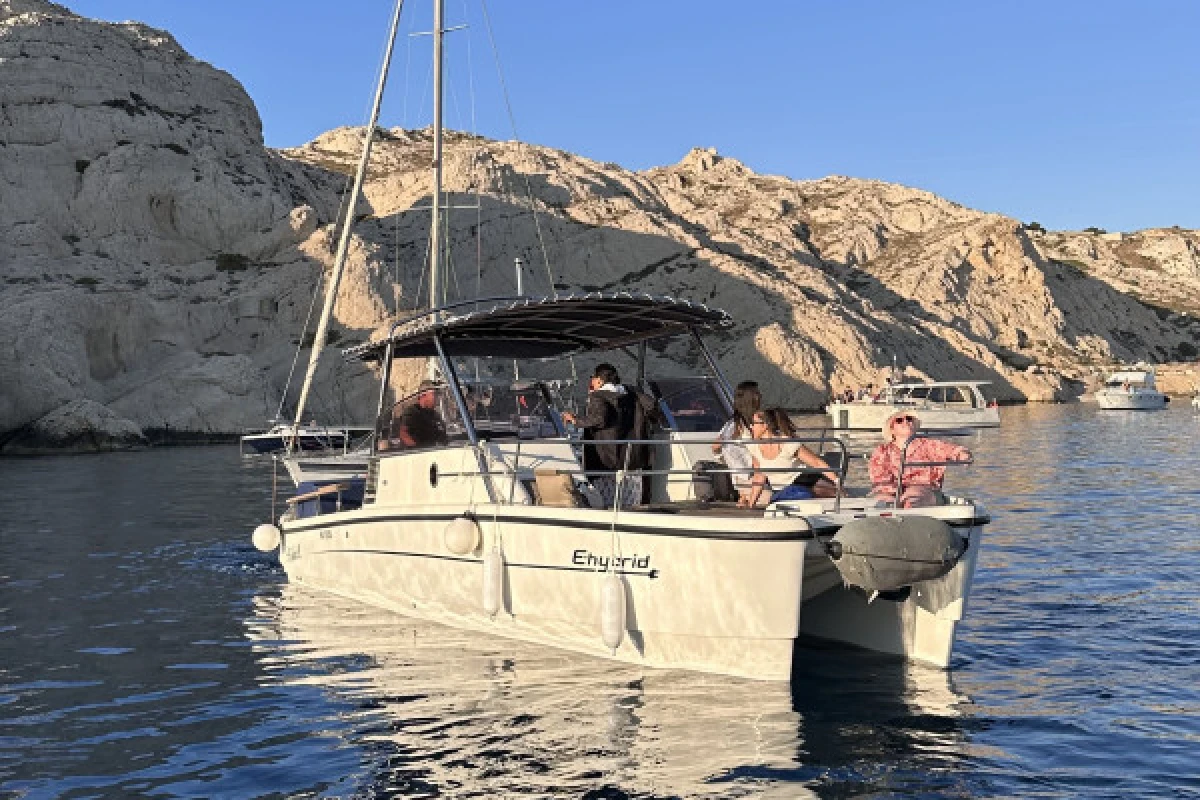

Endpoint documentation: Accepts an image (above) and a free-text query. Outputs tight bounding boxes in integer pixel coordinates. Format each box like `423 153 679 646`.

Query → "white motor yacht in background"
827 380 1000 431
1094 369 1168 410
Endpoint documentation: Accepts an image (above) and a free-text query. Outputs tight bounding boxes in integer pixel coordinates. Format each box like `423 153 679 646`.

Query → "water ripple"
0 416 1197 797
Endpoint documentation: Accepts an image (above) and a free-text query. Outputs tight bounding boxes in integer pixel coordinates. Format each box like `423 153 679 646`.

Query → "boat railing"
443 434 855 512
893 434 974 508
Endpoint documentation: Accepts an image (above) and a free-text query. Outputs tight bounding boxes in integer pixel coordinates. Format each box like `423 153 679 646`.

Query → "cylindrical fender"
600 572 627 653
482 548 505 617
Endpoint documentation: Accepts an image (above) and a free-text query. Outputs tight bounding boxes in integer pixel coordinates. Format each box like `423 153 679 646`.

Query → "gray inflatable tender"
826 516 966 593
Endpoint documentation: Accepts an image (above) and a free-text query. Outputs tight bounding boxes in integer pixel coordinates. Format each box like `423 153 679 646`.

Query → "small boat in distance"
1094 369 1169 410
827 380 1000 431
240 421 373 456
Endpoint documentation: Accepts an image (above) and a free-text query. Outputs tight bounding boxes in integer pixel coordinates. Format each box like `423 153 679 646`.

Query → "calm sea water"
1 404 1197 799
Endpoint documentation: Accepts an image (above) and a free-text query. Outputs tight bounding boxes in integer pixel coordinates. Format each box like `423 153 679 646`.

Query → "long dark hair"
732 381 762 436
765 407 796 438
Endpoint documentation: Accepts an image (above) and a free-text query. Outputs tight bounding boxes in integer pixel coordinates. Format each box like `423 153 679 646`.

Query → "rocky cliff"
2 0 1198 451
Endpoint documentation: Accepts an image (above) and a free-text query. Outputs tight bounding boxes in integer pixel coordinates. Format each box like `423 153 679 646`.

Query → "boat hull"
277 503 982 679
799 522 982 666
280 506 808 680
1095 390 1168 410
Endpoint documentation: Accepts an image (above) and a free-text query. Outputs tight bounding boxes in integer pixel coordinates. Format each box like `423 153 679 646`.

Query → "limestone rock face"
1032 228 1200 360
1 398 145 454
286 131 1199 408
3 2 1200 451
0 0 379 445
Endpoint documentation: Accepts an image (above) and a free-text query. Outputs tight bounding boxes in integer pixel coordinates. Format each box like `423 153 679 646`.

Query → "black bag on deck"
693 460 738 503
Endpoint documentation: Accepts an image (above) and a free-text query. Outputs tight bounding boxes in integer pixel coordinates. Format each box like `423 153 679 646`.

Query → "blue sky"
70 1 1199 232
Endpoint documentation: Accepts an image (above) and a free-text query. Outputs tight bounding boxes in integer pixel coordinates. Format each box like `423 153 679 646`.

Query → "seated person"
868 411 970 508
384 381 448 450
739 408 839 508
712 380 760 502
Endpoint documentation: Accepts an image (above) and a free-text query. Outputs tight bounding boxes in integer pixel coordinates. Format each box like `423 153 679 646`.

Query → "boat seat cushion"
533 469 585 508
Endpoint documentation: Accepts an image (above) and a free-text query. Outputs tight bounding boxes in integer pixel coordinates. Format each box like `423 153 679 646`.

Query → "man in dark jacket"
562 363 659 506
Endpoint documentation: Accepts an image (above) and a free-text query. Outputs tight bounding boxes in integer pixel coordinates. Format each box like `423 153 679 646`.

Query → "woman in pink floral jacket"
868 411 971 508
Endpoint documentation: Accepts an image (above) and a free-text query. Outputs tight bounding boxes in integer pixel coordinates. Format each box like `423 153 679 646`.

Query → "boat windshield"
377 381 567 452
467 381 567 440
1105 376 1150 389
648 377 730 432
889 384 985 408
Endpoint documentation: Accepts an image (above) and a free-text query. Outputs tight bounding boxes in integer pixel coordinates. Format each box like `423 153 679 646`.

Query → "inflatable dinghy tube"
826 516 965 593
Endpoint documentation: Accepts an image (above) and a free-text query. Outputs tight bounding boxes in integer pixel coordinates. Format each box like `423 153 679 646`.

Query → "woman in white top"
713 381 761 501
739 408 839 507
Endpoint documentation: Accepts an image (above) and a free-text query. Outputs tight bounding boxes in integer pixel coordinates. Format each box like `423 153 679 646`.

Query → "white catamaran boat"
250 0 989 681
1094 369 1169 410
827 380 1000 431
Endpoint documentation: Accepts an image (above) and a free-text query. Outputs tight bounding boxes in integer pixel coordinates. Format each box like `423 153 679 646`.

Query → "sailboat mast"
428 0 445 312
291 0 406 438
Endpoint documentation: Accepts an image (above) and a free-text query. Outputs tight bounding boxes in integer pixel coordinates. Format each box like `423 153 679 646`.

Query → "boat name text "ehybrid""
572 550 650 571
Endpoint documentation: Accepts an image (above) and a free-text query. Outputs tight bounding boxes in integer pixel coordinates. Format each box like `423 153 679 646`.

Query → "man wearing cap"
393 380 448 449
868 411 971 508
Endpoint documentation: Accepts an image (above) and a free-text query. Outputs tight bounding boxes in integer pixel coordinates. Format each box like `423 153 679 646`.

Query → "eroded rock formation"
2 1 1198 452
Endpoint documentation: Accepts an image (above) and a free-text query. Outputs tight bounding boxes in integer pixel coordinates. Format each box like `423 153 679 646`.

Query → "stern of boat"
795 501 985 668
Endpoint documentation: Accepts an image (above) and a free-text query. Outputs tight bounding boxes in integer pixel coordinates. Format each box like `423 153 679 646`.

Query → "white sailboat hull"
278 493 984 679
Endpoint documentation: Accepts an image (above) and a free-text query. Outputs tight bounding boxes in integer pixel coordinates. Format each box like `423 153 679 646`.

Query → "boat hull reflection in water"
247 585 969 798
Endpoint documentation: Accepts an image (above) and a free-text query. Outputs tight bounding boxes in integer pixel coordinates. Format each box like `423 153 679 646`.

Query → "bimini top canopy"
345 292 734 362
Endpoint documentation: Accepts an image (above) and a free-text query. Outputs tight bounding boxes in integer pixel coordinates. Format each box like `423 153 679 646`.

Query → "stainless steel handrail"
438 432 853 509
893 434 973 507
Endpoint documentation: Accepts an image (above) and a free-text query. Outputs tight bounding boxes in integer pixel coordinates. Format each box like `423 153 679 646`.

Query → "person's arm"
795 444 839 485
867 444 897 494
713 418 734 453
564 394 608 431
925 439 971 463
741 450 767 507
395 408 418 448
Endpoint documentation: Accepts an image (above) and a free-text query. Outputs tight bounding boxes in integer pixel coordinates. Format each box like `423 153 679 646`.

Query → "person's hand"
561 411 576 425
711 442 722 454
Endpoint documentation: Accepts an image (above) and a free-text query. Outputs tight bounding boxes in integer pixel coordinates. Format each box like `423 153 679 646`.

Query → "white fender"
444 517 481 555
252 524 281 552
482 548 505 617
600 572 627 653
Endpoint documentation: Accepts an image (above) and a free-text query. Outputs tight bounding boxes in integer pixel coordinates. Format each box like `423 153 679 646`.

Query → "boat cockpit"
291 293 974 521
888 382 991 410
1102 371 1156 390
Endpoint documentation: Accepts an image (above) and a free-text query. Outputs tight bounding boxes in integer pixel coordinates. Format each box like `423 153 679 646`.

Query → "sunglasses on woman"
892 416 916 425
